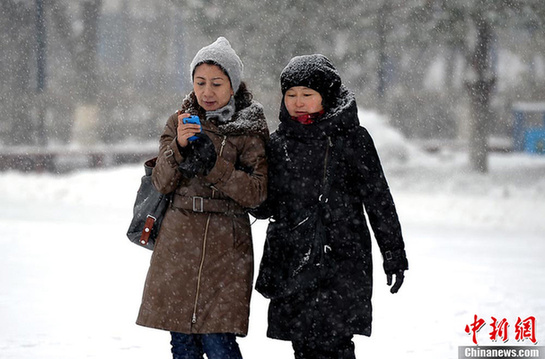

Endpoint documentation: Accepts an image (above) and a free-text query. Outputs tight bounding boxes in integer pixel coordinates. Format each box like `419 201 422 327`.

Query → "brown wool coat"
136 94 268 335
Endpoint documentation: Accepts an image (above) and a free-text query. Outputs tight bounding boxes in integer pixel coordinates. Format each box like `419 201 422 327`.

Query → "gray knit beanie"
190 37 244 92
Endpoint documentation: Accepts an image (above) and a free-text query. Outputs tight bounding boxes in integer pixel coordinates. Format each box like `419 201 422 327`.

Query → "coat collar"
181 92 269 141
277 85 359 139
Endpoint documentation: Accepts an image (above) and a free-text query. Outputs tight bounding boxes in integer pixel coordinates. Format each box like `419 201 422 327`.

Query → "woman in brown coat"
136 37 268 359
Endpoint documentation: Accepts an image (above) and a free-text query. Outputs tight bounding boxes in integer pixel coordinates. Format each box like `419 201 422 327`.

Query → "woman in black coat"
252 54 409 359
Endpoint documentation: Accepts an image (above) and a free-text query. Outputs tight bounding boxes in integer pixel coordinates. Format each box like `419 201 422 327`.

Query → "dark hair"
192 60 229 82
234 81 253 111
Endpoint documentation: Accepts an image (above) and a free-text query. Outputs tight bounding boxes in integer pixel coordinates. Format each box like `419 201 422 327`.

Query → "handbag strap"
319 136 344 204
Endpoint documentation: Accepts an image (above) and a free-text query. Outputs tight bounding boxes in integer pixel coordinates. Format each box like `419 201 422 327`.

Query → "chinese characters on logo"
465 315 537 345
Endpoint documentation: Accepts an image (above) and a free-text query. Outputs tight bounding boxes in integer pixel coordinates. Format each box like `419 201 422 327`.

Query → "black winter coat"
253 87 408 342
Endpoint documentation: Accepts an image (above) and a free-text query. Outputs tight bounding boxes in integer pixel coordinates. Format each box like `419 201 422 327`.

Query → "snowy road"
1 157 544 359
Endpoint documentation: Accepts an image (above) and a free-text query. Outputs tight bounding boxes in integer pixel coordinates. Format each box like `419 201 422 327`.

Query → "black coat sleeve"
351 126 408 274
248 135 279 219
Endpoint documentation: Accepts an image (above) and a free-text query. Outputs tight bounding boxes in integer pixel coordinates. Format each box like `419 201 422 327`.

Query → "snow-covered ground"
1 110 544 359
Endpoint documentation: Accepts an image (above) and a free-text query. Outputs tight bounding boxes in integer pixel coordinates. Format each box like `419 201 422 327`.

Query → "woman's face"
283 86 323 117
193 63 234 111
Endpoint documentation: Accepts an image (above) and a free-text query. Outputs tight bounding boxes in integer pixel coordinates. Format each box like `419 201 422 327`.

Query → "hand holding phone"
182 116 202 141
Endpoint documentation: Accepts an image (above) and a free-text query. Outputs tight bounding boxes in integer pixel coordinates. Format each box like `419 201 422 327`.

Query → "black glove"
178 133 217 178
383 248 408 294
387 270 405 294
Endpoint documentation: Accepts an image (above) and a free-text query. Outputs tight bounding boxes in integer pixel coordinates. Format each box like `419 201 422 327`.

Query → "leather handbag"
126 157 172 250
255 205 330 299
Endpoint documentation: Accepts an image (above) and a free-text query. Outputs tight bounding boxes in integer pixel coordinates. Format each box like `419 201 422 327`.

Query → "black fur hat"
280 54 342 109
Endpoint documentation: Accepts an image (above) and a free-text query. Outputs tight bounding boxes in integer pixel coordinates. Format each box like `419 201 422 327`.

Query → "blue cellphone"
182 115 201 141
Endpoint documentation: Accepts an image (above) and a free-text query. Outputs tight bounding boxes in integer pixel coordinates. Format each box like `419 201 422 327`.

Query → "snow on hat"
190 37 244 92
280 54 342 106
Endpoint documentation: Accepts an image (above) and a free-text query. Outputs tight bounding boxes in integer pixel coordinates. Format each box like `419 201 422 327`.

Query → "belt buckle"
193 196 204 212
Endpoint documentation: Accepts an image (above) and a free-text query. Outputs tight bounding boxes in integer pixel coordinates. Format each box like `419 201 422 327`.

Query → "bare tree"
50 0 102 144
464 9 496 172
0 1 34 145
405 0 545 172
2 0 544 153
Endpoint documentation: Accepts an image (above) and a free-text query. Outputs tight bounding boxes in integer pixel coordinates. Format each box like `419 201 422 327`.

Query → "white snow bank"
359 109 545 232
359 109 427 167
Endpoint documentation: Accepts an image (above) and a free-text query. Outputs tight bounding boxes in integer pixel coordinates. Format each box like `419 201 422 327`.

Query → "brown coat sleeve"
204 134 267 209
151 113 186 194
152 112 268 209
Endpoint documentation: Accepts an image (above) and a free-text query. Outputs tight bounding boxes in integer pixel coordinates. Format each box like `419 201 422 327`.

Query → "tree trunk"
1 1 34 145
465 13 496 173
77 0 101 103
36 0 47 146
466 79 495 172
376 0 390 107
51 0 102 144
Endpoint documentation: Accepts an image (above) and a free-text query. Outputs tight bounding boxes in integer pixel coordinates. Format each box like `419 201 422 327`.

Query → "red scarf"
291 110 325 125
